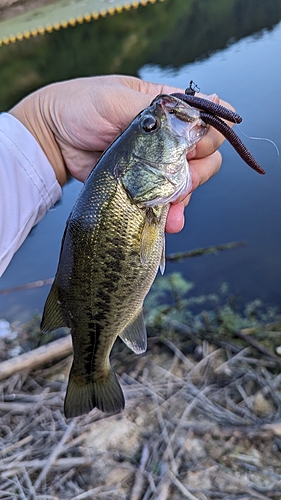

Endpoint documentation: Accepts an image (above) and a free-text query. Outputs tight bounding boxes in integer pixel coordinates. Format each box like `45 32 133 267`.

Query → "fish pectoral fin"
119 309 147 354
140 216 161 266
40 282 67 333
64 367 125 418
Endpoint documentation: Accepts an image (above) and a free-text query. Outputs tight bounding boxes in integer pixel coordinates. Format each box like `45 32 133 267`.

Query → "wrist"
9 91 68 186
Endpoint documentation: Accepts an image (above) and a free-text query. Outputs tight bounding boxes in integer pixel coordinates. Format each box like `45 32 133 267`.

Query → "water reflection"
1 0 281 110
0 0 281 321
140 21 281 310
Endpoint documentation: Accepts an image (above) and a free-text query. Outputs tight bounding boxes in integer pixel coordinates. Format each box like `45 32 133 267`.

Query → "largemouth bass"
41 94 207 418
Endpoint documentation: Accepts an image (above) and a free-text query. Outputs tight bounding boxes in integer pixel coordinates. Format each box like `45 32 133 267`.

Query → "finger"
63 148 103 182
187 127 225 161
121 75 184 99
165 201 185 234
189 150 222 192
171 150 222 210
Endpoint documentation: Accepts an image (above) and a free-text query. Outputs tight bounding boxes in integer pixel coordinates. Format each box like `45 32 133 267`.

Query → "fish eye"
141 116 160 133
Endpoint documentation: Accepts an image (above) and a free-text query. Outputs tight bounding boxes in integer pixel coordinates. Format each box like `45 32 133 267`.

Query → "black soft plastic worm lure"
171 84 265 175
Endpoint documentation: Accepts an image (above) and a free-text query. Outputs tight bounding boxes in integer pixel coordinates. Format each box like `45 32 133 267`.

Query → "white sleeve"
0 113 62 277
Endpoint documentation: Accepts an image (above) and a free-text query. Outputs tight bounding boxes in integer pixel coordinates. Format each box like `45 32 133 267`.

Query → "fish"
40 93 208 418
41 90 265 418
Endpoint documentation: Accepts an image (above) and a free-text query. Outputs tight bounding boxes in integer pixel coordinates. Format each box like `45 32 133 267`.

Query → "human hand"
9 75 231 233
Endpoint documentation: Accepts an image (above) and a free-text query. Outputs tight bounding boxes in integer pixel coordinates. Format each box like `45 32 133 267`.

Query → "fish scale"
67 186 167 416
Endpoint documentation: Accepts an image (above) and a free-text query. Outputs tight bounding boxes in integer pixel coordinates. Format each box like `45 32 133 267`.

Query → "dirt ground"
1 310 281 500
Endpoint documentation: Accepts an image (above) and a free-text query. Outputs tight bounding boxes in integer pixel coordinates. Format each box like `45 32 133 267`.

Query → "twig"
168 470 199 500
13 476 28 500
148 382 180 500
34 419 76 489
214 347 251 375
22 468 37 500
153 396 177 473
2 457 90 478
173 387 210 454
159 315 198 341
37 496 59 500
151 475 170 500
0 435 33 457
72 488 124 499
166 241 245 262
71 487 110 500
129 372 165 404
0 278 53 295
188 348 225 381
0 335 72 380
235 329 281 363
160 339 194 369
131 443 149 500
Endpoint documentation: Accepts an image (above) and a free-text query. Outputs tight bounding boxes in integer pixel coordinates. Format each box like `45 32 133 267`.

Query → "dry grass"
1 313 281 499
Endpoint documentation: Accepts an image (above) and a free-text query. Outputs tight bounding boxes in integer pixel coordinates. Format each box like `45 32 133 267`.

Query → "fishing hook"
170 85 265 175
171 92 243 124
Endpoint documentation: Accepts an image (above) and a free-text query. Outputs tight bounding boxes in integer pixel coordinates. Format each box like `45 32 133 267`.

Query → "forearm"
0 113 61 276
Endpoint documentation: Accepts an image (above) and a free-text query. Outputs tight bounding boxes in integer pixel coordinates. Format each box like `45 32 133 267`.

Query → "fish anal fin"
160 237 166 275
40 282 67 333
119 309 147 354
64 367 125 418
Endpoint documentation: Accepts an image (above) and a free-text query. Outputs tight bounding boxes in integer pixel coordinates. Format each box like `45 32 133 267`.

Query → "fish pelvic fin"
119 309 147 354
64 368 125 418
41 282 67 333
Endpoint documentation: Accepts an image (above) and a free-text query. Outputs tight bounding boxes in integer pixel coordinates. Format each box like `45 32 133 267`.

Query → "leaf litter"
1 274 281 499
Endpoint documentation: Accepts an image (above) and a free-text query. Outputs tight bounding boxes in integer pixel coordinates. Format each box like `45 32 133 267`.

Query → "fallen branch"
34 420 76 489
235 329 281 364
0 335 72 380
166 241 245 262
131 443 149 500
168 471 199 500
0 278 54 295
1 457 91 478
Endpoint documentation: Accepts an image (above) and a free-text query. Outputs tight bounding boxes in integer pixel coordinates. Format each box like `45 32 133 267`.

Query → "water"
0 0 281 321
140 23 281 310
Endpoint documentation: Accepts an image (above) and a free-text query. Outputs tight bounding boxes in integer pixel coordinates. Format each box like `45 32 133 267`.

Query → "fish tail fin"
64 367 125 418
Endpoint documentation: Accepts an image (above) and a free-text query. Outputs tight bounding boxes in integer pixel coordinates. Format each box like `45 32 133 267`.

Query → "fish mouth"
160 95 208 203
156 94 208 152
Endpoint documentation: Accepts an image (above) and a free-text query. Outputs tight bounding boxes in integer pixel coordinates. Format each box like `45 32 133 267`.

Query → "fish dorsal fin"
41 282 67 333
119 309 147 354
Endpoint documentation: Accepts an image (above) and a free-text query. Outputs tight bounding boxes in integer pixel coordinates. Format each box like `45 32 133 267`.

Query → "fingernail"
206 93 218 102
187 149 196 160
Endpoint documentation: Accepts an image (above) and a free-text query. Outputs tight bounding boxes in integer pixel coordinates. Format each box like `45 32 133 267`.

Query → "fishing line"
184 82 280 168
234 122 280 165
